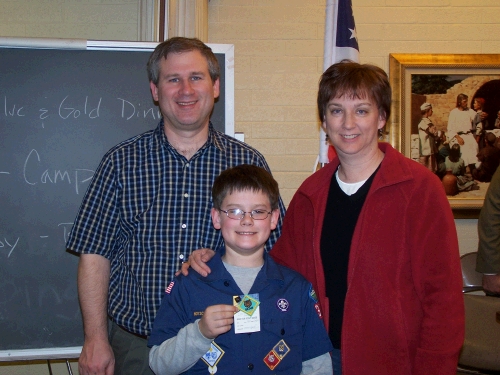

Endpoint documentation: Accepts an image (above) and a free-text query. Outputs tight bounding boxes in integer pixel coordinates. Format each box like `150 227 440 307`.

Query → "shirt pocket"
261 318 303 374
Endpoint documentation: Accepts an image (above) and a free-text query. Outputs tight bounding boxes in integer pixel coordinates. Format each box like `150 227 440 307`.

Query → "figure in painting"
446 93 479 174
418 103 438 172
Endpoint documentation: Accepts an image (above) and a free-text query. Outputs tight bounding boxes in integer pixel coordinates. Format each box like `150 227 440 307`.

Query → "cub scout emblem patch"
309 285 318 303
263 339 290 370
276 298 289 312
236 294 260 316
202 341 224 374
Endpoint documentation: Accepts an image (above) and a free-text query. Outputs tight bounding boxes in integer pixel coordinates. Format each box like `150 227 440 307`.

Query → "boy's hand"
198 304 239 339
179 248 216 277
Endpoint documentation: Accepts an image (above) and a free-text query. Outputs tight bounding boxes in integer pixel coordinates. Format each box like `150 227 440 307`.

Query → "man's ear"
213 78 220 100
211 208 222 229
150 81 159 102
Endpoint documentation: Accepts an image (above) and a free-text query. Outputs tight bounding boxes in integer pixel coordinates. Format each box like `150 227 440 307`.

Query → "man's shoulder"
104 128 156 157
211 129 265 155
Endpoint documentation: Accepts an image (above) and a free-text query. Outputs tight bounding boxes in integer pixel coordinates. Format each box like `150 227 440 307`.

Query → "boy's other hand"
179 248 216 277
198 304 239 339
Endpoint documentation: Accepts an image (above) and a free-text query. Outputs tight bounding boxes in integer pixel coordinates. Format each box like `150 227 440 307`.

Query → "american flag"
318 0 360 166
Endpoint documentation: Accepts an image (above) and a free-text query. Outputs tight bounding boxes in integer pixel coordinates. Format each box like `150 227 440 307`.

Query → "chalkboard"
0 38 234 360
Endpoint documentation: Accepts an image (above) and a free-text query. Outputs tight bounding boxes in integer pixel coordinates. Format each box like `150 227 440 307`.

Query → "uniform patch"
263 339 290 370
202 341 224 374
276 298 289 312
165 281 175 294
314 303 322 319
308 285 318 303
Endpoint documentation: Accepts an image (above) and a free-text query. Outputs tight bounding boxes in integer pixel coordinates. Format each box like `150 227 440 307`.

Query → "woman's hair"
147 37 220 85
474 97 485 109
317 60 391 123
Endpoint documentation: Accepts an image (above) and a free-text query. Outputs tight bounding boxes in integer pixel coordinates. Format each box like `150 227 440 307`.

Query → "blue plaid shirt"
66 121 285 336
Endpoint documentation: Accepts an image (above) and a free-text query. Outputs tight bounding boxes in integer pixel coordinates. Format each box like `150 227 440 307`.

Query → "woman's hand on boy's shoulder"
177 248 216 277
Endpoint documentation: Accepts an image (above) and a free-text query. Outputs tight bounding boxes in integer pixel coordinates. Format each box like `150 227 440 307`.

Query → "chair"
458 252 500 373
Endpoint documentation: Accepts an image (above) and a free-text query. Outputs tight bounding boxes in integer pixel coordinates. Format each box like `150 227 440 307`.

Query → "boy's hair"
147 37 220 85
212 165 280 210
317 60 391 123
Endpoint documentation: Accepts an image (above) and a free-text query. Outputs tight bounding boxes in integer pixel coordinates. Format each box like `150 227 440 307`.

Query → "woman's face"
322 94 386 160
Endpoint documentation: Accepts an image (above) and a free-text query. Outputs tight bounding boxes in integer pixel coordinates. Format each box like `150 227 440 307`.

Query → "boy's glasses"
219 208 271 220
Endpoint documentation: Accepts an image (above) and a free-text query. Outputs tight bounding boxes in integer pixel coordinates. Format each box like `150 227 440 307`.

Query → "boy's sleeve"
301 353 333 375
148 278 214 374
301 282 333 361
149 320 213 375
148 279 189 347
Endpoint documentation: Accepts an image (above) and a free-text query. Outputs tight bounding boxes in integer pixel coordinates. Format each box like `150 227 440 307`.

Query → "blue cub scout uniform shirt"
148 251 333 374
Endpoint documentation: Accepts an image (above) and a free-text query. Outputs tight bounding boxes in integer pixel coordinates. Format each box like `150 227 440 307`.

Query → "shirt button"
181 224 187 229
179 254 184 260
281 328 285 335
224 281 230 287
247 363 254 370
184 193 188 198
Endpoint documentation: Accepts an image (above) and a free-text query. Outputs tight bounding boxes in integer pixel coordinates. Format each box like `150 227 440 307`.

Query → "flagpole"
316 0 359 170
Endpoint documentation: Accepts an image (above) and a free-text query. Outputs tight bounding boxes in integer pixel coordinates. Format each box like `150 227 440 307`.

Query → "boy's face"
211 189 279 261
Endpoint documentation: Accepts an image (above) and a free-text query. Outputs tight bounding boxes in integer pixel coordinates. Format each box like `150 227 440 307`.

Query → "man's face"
150 50 220 134
459 98 468 110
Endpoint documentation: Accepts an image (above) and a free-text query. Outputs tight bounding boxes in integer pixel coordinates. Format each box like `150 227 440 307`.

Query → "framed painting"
389 54 500 216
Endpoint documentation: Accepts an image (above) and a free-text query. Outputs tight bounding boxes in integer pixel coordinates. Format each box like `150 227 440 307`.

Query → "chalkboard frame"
0 37 234 361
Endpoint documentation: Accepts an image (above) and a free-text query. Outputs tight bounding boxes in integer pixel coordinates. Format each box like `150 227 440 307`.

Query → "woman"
270 61 464 375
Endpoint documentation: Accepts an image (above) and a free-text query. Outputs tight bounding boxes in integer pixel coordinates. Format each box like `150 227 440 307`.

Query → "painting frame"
389 53 500 217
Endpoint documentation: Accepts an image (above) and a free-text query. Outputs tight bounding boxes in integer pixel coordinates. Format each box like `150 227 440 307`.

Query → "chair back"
458 252 500 372
461 252 483 293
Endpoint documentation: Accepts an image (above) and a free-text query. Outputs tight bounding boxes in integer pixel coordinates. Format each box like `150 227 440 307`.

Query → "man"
417 102 437 172
66 37 285 375
447 94 478 174
476 165 500 297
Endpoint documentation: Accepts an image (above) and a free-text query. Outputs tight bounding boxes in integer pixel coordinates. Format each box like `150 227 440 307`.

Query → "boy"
148 164 333 375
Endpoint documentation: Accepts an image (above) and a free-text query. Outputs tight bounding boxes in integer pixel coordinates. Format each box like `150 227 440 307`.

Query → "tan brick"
251 89 317 107
235 40 287 57
252 122 318 139
286 40 324 57
274 171 313 189
236 106 287 122
250 56 318 74
266 155 319 172
285 138 320 155
285 106 320 123
237 73 286 91
285 73 321 90
245 138 288 155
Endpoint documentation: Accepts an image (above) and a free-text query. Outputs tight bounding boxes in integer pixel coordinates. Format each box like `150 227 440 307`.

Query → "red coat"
271 143 464 375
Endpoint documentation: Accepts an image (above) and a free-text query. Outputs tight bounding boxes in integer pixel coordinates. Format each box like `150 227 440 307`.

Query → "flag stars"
349 27 357 43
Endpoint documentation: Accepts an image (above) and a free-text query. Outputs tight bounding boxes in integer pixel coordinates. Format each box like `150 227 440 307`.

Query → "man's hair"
317 60 391 123
212 165 280 210
147 37 220 85
456 93 468 108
